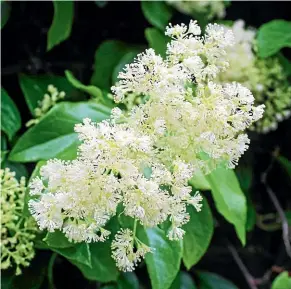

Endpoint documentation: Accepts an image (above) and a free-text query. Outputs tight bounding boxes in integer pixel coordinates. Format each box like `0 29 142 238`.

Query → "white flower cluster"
166 0 226 20
111 229 152 272
29 21 264 272
217 20 291 133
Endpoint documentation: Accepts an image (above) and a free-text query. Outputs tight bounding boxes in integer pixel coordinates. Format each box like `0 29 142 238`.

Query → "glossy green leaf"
71 241 119 282
47 1 74 51
1 88 21 140
1 134 8 165
18 74 74 114
277 53 291 77
141 1 173 31
137 227 182 289
9 102 111 162
65 70 103 99
91 40 133 90
189 170 211 191
1 1 11 29
257 20 291 58
278 156 291 177
183 198 213 270
43 230 73 249
170 272 197 289
235 166 256 232
197 271 238 289
53 243 92 268
117 272 139 289
145 28 169 58
206 167 247 245
1 133 8 150
271 272 291 289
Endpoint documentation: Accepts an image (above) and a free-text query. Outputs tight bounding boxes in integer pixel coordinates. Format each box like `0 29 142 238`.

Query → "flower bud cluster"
26 84 66 127
1 168 37 275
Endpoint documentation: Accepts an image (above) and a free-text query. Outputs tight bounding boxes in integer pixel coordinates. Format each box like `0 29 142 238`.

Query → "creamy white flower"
154 118 166 135
29 176 44 196
188 191 203 212
29 194 63 232
29 21 264 273
168 227 185 241
111 229 151 272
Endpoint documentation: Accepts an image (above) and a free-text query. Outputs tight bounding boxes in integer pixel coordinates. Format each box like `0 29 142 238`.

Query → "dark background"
2 1 291 289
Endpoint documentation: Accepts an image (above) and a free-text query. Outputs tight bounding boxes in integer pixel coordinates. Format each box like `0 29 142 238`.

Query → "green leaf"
206 167 247 245
170 272 197 289
18 74 75 115
1 88 21 141
137 227 182 289
277 156 291 177
1 134 8 165
197 271 238 289
277 53 291 77
1 1 11 29
235 166 256 232
71 241 119 282
1 133 8 151
47 1 74 51
257 20 291 58
117 272 139 289
52 243 92 268
9 102 111 162
183 198 213 270
141 2 173 31
91 40 133 90
271 272 291 289
65 70 103 99
145 28 169 58
43 230 73 249
189 170 211 191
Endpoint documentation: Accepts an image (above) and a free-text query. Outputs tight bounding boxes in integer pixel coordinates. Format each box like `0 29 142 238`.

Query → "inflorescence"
217 20 291 133
1 168 37 275
28 21 264 271
26 84 66 127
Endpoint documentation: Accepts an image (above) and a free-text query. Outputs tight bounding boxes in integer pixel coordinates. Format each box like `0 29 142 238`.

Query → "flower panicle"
1 168 37 275
28 21 264 272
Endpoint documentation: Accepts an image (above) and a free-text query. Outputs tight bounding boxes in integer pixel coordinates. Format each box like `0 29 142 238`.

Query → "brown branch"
261 155 291 259
227 243 259 289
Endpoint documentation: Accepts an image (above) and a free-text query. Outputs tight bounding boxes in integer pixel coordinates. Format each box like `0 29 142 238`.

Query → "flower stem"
132 219 138 246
